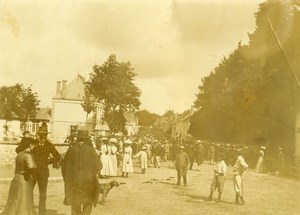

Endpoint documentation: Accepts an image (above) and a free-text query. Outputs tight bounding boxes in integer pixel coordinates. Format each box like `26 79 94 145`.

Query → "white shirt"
214 160 227 175
233 155 248 175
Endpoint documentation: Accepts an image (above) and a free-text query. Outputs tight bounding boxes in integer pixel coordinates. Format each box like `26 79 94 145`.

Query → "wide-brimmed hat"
77 130 89 139
16 138 34 153
179 145 185 149
196 140 202 144
260 146 266 150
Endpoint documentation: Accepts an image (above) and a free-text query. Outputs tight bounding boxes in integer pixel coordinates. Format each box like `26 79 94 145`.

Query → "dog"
97 180 120 204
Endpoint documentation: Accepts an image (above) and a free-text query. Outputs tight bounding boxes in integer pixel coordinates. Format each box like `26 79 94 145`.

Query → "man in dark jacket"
62 130 101 215
31 124 61 215
195 140 205 170
153 141 163 168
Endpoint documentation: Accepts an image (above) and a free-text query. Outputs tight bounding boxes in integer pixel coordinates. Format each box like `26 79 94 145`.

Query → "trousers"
33 177 48 215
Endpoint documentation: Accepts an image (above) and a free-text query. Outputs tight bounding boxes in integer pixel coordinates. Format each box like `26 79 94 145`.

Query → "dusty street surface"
1 161 300 215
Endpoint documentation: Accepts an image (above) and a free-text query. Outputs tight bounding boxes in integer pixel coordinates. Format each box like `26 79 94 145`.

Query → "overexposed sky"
0 0 264 115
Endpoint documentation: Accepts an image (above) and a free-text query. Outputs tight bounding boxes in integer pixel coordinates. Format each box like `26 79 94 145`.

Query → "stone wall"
0 144 69 167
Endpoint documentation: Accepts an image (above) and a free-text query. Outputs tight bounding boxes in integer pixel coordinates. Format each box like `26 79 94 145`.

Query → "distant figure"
208 153 227 202
233 148 248 205
122 140 134 177
62 130 100 215
208 143 215 164
135 146 148 174
3 138 36 215
175 146 190 186
255 146 265 173
153 142 162 168
100 137 115 178
145 142 152 167
109 138 118 176
164 141 171 162
188 142 196 170
194 140 205 170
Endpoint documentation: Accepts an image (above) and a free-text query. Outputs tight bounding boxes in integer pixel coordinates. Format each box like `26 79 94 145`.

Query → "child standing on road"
135 146 148 174
208 153 227 202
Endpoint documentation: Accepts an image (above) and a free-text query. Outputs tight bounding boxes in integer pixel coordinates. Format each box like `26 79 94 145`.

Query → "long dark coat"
62 140 100 206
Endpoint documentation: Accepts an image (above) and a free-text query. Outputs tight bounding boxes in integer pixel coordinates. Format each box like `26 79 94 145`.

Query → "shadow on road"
46 209 67 215
182 193 235 205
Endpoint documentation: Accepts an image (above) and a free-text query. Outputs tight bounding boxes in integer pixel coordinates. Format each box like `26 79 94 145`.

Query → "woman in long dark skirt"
3 140 36 215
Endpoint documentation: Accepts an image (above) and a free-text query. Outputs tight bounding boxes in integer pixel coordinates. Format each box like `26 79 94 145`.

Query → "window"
32 123 39 133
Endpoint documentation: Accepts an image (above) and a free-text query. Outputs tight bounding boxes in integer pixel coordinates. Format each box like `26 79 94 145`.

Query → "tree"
190 0 298 157
84 54 141 134
0 84 40 133
19 85 40 123
136 110 160 127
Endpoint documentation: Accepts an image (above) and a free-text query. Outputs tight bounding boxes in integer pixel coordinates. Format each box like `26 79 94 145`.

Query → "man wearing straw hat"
32 123 61 215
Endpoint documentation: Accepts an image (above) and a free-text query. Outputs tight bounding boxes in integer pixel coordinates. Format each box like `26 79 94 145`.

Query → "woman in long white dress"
100 138 115 178
109 138 118 176
122 140 134 177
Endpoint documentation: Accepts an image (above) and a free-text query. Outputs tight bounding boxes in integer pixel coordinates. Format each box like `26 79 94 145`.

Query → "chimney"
62 80 67 98
56 81 61 97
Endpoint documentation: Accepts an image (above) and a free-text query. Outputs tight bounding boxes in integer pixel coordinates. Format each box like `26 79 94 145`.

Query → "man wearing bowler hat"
32 123 61 215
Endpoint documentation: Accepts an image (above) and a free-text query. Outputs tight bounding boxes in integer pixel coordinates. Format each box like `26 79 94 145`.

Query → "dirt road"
0 161 300 215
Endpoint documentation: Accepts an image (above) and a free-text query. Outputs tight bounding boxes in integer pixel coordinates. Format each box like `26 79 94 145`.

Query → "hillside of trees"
189 0 299 159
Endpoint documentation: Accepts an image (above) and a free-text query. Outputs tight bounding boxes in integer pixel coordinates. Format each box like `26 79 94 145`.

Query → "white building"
0 107 51 142
50 74 95 143
124 111 139 136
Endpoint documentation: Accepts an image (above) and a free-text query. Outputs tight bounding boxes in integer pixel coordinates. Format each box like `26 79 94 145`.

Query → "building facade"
50 75 95 143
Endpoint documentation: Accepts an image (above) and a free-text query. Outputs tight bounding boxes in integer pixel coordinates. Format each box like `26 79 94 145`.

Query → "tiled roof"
35 107 51 121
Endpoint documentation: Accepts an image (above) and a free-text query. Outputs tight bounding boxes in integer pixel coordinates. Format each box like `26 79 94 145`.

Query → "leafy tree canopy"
190 0 298 156
0 84 40 121
84 54 141 133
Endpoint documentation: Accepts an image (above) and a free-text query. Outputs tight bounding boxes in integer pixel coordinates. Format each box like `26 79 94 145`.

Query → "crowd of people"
1 124 286 215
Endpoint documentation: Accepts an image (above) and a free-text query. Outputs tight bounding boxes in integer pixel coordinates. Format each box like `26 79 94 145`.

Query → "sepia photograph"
0 0 299 214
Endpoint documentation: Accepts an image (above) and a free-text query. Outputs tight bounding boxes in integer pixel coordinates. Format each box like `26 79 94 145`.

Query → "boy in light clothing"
135 146 148 174
208 153 227 202
233 148 248 205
